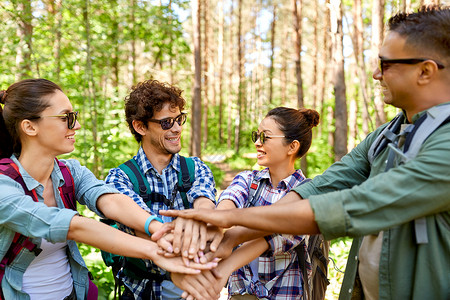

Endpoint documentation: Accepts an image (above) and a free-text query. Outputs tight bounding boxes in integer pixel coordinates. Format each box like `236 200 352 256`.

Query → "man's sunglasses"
251 131 287 144
148 113 187 130
29 111 79 129
378 57 445 75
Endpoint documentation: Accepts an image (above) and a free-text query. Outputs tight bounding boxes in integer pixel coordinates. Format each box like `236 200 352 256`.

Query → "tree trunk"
318 1 330 136
83 0 99 176
131 0 137 84
226 0 235 149
202 0 209 148
352 0 372 135
280 31 288 105
191 0 202 157
48 0 63 82
330 0 347 161
311 0 319 110
292 0 304 108
371 0 386 127
16 0 33 80
268 4 276 103
235 0 243 153
218 0 225 144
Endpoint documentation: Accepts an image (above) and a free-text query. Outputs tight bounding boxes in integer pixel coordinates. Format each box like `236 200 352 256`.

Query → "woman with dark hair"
0 79 216 300
169 107 320 300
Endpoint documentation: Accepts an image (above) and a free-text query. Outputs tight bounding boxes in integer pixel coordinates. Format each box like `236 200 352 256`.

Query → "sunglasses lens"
68 112 77 129
176 114 187 126
260 132 266 144
161 119 173 130
251 131 257 143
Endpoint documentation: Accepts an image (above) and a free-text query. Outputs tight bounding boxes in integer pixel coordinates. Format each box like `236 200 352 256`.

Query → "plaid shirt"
105 147 216 299
218 168 310 300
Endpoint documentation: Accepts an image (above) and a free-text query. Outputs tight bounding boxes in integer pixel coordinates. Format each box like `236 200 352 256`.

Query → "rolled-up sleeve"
307 124 450 240
218 171 253 208
0 176 78 243
187 157 216 204
63 159 119 217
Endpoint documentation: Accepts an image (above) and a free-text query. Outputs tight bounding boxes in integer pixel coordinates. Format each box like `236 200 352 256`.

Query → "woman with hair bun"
0 79 216 300
170 107 320 300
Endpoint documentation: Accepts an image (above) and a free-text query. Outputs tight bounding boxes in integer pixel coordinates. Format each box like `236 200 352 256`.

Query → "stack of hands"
151 211 232 300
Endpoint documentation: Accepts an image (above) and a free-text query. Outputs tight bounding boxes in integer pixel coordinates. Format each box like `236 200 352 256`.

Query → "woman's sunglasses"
148 113 187 130
251 131 286 144
29 111 79 129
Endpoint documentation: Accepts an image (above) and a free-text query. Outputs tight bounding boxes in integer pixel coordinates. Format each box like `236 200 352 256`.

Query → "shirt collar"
11 155 65 191
410 101 450 123
256 167 305 189
135 146 181 175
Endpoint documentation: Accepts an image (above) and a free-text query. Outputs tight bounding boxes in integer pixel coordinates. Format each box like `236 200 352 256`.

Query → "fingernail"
168 246 173 253
189 247 195 254
183 250 188 257
174 248 179 253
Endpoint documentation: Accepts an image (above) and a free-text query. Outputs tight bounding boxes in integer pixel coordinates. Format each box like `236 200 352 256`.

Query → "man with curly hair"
105 80 216 299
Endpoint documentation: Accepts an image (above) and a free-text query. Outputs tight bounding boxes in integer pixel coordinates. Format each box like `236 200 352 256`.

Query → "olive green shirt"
293 105 450 300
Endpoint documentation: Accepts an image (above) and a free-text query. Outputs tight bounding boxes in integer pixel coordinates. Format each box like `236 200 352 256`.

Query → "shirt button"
355 256 358 261
349 288 352 293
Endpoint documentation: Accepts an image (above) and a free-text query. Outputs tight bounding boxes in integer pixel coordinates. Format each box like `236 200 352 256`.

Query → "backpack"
100 156 195 298
367 103 450 244
0 158 98 300
246 175 330 300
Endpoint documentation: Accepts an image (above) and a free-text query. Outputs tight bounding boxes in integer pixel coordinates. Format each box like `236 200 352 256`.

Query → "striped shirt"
218 168 310 300
105 147 216 299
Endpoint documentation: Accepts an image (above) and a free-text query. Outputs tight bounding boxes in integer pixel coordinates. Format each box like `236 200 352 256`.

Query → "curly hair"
387 5 450 62
125 80 186 143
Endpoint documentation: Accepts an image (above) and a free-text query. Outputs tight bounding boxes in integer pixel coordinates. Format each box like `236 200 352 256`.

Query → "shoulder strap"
0 159 42 294
56 159 76 211
402 104 450 162
119 159 152 204
177 156 195 209
245 174 266 208
367 112 404 164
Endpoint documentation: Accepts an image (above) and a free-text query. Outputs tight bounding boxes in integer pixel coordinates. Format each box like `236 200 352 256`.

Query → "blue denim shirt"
0 155 118 300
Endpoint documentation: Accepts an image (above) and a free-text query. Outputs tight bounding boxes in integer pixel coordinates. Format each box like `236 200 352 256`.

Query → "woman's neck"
18 148 55 184
268 161 296 187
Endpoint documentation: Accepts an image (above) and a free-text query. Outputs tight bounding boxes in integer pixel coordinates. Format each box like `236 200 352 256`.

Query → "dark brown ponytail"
0 79 62 158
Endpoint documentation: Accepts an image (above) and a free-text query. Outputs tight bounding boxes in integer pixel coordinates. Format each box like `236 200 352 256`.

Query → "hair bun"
299 108 320 128
0 90 6 104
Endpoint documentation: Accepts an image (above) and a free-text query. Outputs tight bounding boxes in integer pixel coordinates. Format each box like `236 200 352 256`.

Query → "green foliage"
327 237 353 298
78 242 115 299
225 151 257 171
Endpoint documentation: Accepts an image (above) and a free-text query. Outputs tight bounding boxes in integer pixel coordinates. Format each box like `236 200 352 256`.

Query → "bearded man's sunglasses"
148 113 187 130
29 111 79 129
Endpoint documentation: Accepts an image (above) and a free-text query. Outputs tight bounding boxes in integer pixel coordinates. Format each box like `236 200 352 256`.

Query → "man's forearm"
222 192 319 235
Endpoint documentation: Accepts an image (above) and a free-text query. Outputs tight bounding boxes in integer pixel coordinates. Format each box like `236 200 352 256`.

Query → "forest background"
0 0 441 298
